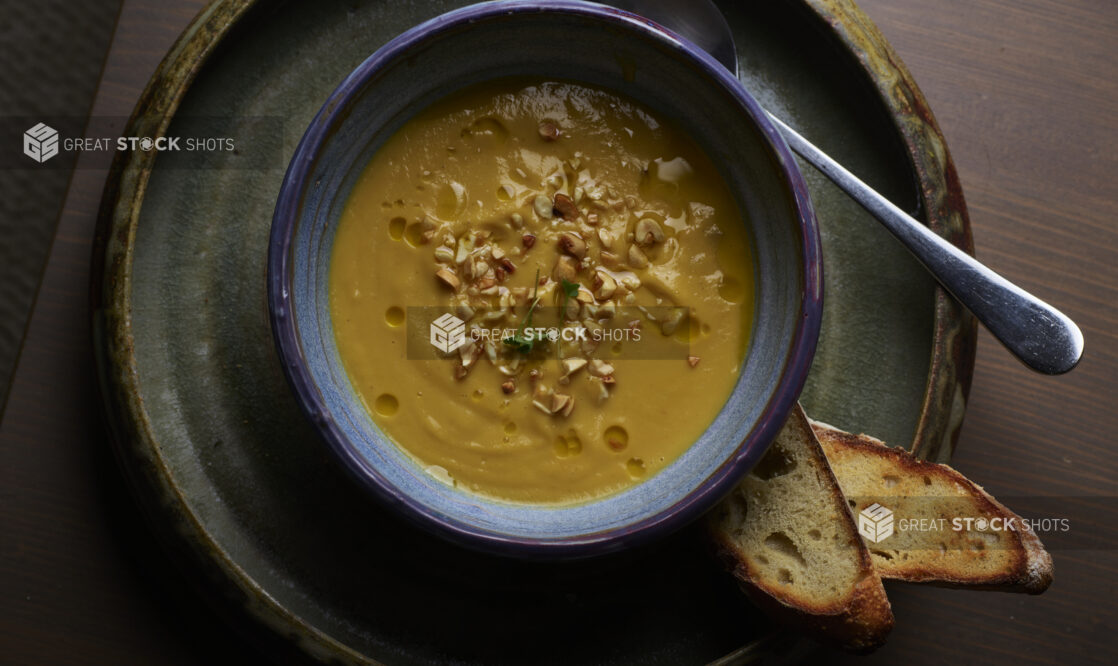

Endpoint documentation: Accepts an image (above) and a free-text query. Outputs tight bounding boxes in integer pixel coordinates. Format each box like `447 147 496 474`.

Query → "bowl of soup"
269 0 822 557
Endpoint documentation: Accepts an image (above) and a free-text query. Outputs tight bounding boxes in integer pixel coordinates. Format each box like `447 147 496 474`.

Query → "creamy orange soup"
330 80 754 503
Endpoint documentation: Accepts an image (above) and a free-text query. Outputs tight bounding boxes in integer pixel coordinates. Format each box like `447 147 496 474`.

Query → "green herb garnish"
556 278 581 360
559 278 580 316
503 268 542 354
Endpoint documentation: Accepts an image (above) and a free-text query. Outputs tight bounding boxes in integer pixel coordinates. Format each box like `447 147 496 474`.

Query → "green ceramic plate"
92 0 976 662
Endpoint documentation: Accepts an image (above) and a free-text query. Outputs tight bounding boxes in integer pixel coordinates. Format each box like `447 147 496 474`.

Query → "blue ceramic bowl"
268 0 822 558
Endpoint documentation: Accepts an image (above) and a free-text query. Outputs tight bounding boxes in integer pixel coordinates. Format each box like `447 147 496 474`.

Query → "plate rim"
90 0 978 662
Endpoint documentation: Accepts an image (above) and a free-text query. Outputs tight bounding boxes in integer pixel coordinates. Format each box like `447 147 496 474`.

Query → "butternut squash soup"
329 80 755 504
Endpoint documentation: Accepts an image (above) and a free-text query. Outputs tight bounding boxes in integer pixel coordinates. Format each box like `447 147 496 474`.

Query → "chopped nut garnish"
599 250 623 270
661 308 686 335
434 245 455 263
533 194 553 219
473 257 490 278
597 228 614 249
553 255 579 282
455 234 474 263
453 305 474 323
411 218 437 245
628 244 649 268
550 392 574 416
557 231 588 259
635 218 666 246
553 193 580 220
435 267 461 290
532 383 553 414
592 269 617 300
588 359 615 377
564 296 581 321
459 340 479 367
538 120 560 141
595 379 610 403
415 107 714 427
560 357 587 379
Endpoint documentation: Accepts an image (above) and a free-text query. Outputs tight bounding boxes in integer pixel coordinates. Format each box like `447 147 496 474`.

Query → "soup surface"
330 79 754 504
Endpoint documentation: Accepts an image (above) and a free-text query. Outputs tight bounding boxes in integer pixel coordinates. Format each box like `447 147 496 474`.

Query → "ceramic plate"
92 0 976 662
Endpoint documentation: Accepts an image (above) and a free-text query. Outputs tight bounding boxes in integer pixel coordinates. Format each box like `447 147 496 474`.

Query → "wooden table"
2 0 1115 663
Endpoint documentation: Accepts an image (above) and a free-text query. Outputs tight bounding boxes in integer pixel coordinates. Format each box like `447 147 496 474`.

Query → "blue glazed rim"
268 0 823 558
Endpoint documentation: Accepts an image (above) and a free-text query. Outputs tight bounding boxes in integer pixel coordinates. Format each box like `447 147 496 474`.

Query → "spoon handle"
767 113 1084 375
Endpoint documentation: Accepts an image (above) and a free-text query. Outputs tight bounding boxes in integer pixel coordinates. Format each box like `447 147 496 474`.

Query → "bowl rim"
267 0 823 558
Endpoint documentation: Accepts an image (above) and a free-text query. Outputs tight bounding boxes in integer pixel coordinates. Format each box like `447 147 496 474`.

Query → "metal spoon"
612 0 1084 375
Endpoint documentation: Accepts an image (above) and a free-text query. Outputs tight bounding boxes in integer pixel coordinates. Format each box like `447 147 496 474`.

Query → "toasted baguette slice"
811 420 1053 594
708 404 893 652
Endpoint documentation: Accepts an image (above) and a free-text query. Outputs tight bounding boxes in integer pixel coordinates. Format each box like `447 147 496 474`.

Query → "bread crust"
711 531 893 653
811 421 1053 594
708 405 894 652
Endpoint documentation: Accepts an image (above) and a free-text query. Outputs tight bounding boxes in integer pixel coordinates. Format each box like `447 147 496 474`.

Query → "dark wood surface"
1 0 1114 663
